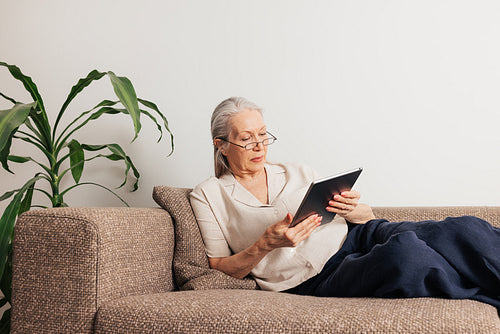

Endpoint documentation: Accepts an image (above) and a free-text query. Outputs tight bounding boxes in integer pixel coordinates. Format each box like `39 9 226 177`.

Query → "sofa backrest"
372 206 500 228
153 185 500 290
153 186 258 290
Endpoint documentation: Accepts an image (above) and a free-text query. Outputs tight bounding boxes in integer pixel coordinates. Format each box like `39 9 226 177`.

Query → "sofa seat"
95 289 500 333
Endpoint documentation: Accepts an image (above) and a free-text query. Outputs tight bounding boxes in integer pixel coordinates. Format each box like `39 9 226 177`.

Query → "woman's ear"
214 138 227 155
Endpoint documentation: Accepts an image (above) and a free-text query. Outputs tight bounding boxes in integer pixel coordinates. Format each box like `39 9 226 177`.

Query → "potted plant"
0 61 173 332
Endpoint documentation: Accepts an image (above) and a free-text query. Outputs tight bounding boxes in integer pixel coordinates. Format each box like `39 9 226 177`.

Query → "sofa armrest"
11 207 175 334
372 206 500 228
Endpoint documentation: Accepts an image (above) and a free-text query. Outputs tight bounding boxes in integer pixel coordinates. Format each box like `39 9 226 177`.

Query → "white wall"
1 0 499 211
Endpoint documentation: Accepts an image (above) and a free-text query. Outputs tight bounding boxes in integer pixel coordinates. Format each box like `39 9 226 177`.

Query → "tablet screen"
289 167 363 227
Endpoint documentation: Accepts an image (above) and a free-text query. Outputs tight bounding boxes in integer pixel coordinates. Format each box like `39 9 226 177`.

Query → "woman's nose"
253 142 264 150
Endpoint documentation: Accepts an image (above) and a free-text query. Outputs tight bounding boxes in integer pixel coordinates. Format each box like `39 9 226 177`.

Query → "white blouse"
189 162 348 291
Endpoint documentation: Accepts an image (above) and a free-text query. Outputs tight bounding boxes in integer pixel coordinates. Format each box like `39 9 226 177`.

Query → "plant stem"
49 158 64 207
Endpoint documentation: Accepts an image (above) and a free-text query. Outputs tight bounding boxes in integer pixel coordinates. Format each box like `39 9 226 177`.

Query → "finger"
326 203 352 214
300 220 320 240
331 195 358 208
303 214 321 230
295 214 319 231
293 214 320 234
340 190 361 199
294 216 322 241
333 192 360 203
279 213 293 226
326 208 348 215
332 196 358 206
328 200 352 210
287 214 313 238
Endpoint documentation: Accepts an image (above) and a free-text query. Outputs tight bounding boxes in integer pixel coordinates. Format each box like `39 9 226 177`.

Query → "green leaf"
7 155 31 163
0 198 22 282
11 135 52 163
27 107 52 150
104 143 139 190
101 153 122 161
68 139 84 183
1 260 12 300
0 91 17 104
0 102 36 153
107 72 141 141
0 189 19 202
0 62 51 147
0 103 38 173
2 150 44 179
87 106 164 145
138 98 174 155
82 143 140 191
55 103 123 153
76 103 169 152
0 62 45 113
0 176 43 280
66 100 118 130
0 244 12 301
19 183 35 215
0 136 14 174
60 182 129 207
54 69 107 136
24 116 43 141
88 106 122 120
80 144 106 151
138 108 164 142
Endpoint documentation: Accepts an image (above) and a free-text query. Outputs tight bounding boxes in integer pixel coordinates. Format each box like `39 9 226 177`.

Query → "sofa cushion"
95 290 500 333
153 186 258 290
372 206 500 228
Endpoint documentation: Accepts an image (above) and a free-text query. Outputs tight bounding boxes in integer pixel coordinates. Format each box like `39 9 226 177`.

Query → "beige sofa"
11 186 500 333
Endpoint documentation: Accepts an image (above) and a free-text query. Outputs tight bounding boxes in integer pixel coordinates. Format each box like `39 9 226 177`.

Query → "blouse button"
306 262 312 268
274 209 279 215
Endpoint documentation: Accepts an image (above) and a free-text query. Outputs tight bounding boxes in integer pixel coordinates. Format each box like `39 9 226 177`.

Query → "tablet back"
290 167 363 227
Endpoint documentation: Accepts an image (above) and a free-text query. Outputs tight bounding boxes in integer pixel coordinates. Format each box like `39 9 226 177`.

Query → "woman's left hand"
326 190 375 224
326 190 360 216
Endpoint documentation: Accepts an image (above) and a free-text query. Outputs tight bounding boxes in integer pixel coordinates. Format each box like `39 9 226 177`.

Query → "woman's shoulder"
191 173 234 198
267 161 317 180
192 176 220 194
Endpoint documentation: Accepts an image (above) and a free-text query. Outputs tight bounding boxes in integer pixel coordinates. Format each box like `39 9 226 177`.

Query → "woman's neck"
233 167 266 184
233 168 268 204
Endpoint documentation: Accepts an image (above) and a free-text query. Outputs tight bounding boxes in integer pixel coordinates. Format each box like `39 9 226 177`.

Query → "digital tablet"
289 167 363 228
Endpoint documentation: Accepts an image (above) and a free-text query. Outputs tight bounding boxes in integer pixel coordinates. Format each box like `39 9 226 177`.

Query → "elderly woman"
190 97 500 308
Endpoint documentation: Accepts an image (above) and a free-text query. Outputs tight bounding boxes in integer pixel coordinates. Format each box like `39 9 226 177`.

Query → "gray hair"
211 97 263 178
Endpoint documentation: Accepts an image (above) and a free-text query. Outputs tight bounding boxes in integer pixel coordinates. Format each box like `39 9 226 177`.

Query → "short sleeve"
189 187 232 258
293 162 318 182
306 164 319 180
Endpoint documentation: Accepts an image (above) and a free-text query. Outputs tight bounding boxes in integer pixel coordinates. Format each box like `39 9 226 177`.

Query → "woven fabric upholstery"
11 207 175 334
152 186 258 290
11 196 500 333
372 206 500 228
95 290 500 333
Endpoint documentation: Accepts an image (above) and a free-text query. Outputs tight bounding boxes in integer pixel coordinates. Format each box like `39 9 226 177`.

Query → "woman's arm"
209 213 322 279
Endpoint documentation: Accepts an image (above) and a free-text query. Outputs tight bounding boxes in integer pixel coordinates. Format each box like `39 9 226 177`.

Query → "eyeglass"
218 131 277 150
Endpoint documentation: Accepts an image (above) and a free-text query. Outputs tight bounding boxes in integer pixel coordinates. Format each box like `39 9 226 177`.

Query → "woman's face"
219 108 268 177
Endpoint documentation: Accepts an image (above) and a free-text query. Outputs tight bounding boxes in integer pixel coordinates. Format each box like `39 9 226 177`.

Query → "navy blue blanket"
288 216 500 311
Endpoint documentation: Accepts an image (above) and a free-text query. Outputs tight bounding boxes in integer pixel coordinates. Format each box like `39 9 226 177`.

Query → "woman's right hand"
256 213 322 252
210 213 322 280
